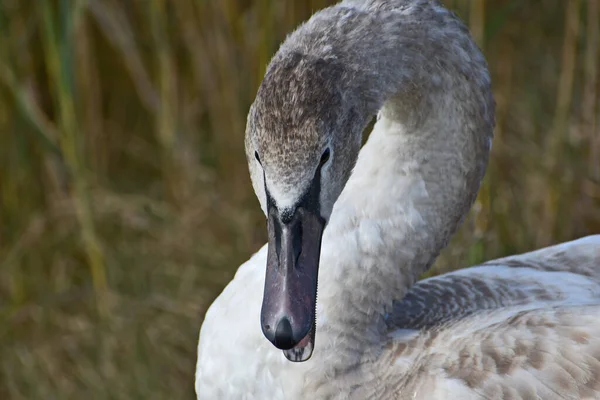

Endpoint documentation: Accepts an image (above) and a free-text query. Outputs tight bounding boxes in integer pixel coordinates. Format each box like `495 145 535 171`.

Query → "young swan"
196 0 600 399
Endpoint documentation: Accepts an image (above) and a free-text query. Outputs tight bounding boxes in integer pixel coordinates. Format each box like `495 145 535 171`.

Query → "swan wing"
379 236 600 399
379 306 600 399
387 235 600 330
483 235 600 279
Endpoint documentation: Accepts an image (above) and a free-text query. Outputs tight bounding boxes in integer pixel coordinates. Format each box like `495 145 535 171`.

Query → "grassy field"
0 0 598 398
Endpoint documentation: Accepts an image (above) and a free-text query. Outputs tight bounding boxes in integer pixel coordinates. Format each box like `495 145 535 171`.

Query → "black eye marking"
255 151 262 165
319 148 330 168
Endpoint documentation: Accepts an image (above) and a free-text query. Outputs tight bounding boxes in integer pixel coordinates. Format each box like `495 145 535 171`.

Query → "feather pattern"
296 238 600 400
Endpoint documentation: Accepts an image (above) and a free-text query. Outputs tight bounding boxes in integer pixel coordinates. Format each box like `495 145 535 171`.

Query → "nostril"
274 317 295 350
293 222 303 265
261 322 275 343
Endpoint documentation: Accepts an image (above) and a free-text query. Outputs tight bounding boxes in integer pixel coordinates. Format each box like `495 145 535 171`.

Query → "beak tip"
263 316 302 350
274 317 295 350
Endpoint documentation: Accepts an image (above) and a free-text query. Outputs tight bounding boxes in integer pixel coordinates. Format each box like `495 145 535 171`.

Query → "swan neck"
311 2 495 356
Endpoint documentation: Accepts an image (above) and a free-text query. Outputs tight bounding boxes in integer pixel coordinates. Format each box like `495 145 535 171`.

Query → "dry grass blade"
539 0 581 245
87 0 160 113
40 0 108 314
584 0 600 181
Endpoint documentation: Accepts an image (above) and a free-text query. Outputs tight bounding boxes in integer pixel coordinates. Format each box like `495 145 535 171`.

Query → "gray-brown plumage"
197 1 600 398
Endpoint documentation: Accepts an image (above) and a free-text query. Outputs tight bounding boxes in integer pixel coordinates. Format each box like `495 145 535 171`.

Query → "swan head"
246 53 364 361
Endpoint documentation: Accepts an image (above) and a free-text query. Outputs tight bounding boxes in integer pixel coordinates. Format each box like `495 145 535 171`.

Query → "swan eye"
319 148 330 167
255 151 262 165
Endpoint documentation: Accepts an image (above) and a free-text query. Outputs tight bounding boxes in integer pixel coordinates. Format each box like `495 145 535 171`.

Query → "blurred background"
0 0 598 398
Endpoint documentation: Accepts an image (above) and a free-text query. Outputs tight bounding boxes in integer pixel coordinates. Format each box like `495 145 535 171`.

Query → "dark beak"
260 204 325 362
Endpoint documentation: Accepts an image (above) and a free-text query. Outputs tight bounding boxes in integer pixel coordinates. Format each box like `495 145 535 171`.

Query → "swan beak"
261 206 325 362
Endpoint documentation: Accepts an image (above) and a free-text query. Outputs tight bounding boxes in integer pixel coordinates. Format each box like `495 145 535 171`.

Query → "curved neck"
287 0 496 364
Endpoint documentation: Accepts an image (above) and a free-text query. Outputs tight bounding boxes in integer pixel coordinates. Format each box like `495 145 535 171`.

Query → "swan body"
196 0 600 398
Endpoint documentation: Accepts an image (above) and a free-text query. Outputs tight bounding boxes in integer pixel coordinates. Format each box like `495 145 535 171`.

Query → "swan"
196 0 600 398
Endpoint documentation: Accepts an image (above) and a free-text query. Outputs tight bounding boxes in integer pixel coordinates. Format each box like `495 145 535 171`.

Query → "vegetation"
0 0 598 398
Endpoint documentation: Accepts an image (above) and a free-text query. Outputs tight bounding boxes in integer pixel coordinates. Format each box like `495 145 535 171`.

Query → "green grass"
0 0 599 398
